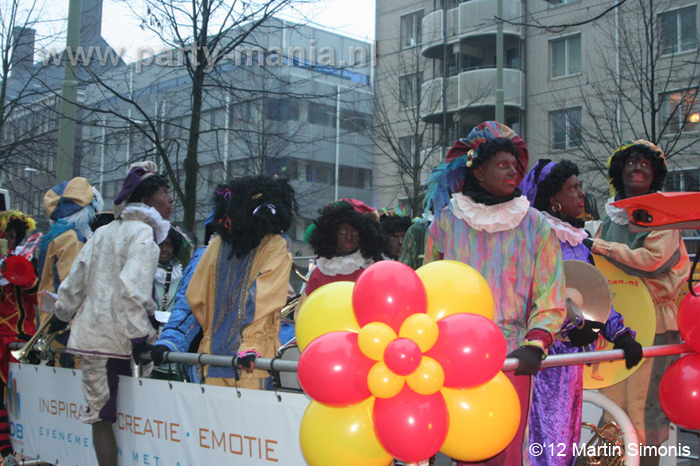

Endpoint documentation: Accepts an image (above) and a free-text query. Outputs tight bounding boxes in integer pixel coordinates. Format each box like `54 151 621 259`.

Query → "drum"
273 338 302 392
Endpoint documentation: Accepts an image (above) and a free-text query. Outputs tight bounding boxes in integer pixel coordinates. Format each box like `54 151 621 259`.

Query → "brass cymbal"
564 260 613 324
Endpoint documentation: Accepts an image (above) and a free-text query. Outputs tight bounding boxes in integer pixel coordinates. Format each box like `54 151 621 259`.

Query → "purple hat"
519 159 556 205
114 161 158 206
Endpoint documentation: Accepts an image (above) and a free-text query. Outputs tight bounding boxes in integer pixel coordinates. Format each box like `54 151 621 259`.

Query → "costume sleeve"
423 212 445 264
186 237 220 332
398 222 424 270
523 225 566 352
592 230 682 278
117 227 160 340
156 247 205 352
238 236 292 356
55 233 84 283
54 238 92 322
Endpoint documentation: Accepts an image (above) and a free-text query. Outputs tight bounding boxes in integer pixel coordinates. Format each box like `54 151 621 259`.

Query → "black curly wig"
462 138 520 193
212 175 297 258
380 214 413 235
532 159 580 213
308 201 385 261
608 143 667 197
128 174 170 203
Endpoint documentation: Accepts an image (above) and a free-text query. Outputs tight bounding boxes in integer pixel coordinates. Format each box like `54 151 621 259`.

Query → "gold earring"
552 203 562 212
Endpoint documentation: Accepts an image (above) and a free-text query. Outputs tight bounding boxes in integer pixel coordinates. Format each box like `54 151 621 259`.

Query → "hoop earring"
552 203 562 212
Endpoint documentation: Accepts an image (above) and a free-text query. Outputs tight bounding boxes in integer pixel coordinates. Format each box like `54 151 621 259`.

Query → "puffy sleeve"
118 227 160 340
398 222 426 270
186 237 221 333
523 221 566 351
55 232 84 284
423 210 446 264
238 235 292 356
54 238 92 322
157 247 205 352
592 230 682 278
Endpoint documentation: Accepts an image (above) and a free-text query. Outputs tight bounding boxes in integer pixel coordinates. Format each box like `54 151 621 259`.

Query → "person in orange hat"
589 141 690 465
0 210 37 466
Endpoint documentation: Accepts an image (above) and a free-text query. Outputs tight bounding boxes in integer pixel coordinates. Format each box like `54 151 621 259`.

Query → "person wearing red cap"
424 121 566 465
48 162 173 466
0 210 37 466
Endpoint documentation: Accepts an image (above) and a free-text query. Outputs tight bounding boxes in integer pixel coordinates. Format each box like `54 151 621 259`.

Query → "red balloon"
353 262 428 332
659 354 700 430
384 338 422 376
373 385 448 462
678 286 700 353
298 332 374 407
425 313 507 389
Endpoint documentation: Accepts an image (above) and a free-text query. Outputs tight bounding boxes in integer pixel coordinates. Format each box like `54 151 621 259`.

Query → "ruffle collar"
316 250 373 276
542 212 588 246
449 193 530 232
155 263 183 284
120 203 171 244
605 198 629 225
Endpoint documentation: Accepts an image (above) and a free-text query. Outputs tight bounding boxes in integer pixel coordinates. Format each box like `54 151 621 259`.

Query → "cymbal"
563 260 612 324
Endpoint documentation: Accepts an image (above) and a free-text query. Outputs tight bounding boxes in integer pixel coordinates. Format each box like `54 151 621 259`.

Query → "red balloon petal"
425 313 507 388
678 286 700 353
373 385 448 463
384 338 422 376
298 332 373 407
660 354 700 430
353 262 427 332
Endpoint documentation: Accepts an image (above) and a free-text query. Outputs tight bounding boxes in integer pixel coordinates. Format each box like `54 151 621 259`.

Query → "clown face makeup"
473 151 519 198
622 151 654 198
550 174 586 218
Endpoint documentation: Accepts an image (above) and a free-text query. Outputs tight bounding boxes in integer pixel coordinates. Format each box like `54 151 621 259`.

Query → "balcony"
421 0 523 56
420 67 524 121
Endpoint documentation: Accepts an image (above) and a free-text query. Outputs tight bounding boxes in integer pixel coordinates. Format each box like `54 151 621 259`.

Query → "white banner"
8 363 310 465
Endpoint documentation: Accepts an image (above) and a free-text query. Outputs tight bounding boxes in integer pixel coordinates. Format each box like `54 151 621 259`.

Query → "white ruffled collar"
316 250 373 276
605 198 629 225
542 212 588 246
120 203 171 244
155 263 183 284
449 193 530 232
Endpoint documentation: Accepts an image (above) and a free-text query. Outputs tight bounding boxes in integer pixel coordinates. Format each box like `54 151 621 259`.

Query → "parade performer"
520 159 643 466
154 227 189 316
0 211 37 466
399 210 433 270
36 177 103 368
49 161 173 466
590 141 689 464
300 198 384 302
185 175 295 390
423 121 566 465
380 212 412 260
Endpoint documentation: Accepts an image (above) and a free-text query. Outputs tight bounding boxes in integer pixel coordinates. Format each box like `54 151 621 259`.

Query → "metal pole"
441 0 449 157
56 0 82 181
495 0 505 123
334 85 341 200
99 117 105 192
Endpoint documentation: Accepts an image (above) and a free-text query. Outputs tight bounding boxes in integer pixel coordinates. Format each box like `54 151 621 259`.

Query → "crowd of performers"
0 121 690 466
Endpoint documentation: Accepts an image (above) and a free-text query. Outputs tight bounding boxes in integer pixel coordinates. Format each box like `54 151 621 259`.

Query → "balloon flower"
297 261 520 465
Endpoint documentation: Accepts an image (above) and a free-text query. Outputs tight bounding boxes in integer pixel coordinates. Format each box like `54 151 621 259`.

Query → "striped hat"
44 177 96 221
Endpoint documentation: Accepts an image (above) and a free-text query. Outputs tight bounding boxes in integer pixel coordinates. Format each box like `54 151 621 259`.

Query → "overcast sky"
38 0 376 62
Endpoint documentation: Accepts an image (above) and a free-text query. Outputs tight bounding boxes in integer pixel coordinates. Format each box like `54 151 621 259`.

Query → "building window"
550 108 581 150
665 169 700 191
399 72 422 109
400 11 423 49
308 104 336 128
550 34 581 78
399 135 418 159
264 97 300 121
660 6 697 55
661 89 699 133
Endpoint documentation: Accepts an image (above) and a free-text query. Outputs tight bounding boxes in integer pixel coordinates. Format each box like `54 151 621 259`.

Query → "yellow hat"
44 177 95 221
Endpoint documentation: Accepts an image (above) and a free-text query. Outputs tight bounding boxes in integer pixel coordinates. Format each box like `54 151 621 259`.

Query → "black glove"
507 346 545 376
582 238 594 250
237 352 257 370
567 320 605 347
47 314 69 334
150 345 170 366
131 339 153 365
613 332 643 369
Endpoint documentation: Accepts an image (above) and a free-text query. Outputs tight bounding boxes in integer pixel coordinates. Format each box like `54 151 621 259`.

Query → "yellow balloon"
358 322 397 361
296 281 359 351
440 372 520 462
300 398 393 466
399 313 438 352
405 356 444 395
416 260 494 321
368 362 405 399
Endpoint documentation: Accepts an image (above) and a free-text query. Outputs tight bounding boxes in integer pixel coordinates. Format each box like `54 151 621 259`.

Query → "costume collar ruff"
542 212 588 246
316 250 373 276
120 203 171 244
605 198 630 225
449 193 530 232
155 263 183 284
